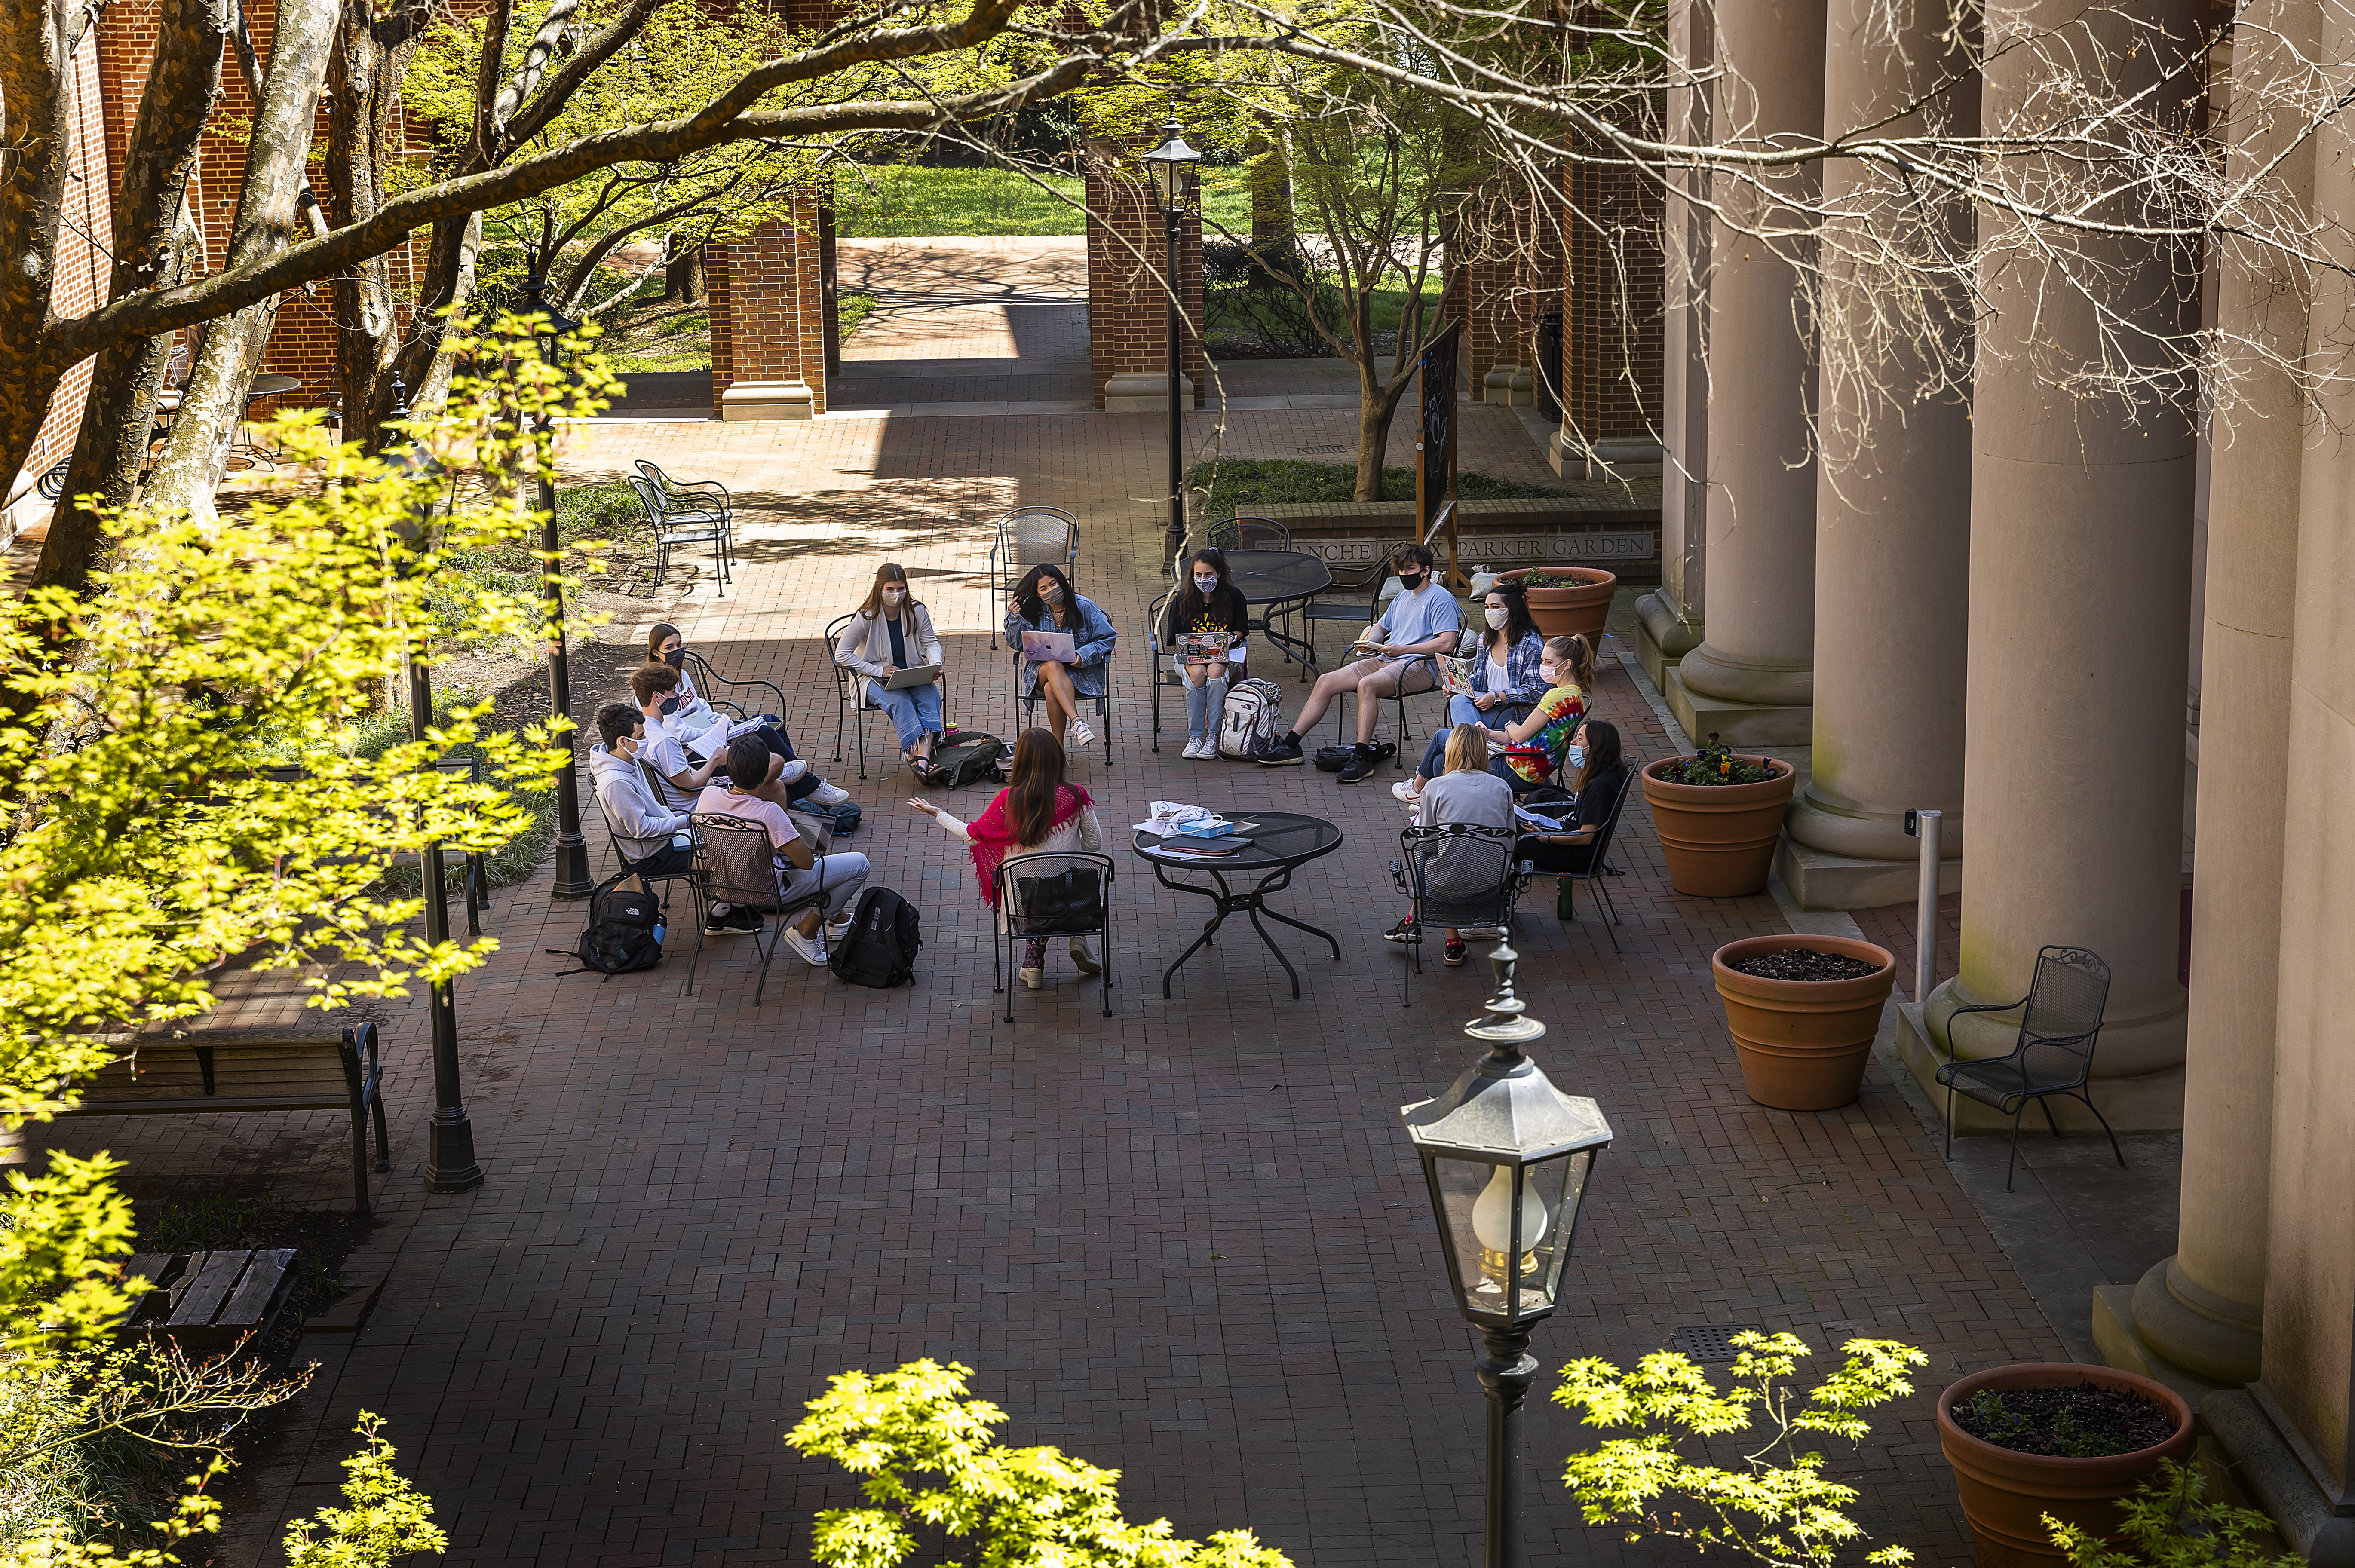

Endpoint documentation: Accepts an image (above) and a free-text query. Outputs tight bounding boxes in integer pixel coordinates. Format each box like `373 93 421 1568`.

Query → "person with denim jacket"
1006 563 1118 749
1394 585 1548 803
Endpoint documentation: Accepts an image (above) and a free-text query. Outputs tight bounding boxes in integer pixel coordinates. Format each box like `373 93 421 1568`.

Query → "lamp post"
521 273 596 901
1141 118 1201 557
1401 940 1613 1568
386 380 484 1194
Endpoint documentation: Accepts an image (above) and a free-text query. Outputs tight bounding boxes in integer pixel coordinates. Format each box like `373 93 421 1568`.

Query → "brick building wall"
1456 187 1562 401
23 24 119 489
1561 152 1665 444
1084 150 1203 408
707 193 828 416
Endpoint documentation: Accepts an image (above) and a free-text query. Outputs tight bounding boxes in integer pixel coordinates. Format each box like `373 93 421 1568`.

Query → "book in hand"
1020 628 1077 662
1437 655 1478 698
684 716 770 764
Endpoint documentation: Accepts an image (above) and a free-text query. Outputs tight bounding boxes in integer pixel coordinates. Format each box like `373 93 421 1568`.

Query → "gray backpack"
1217 678 1285 760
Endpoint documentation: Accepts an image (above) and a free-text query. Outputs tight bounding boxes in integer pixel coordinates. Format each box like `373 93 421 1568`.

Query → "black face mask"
657 695 683 717
1396 571 1426 590
663 648 686 668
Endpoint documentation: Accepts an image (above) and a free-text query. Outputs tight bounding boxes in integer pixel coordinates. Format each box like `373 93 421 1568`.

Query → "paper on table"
1136 801 1213 835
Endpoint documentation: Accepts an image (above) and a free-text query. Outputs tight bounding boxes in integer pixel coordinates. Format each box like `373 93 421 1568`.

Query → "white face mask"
1193 576 1219 594
1484 606 1508 630
883 588 905 606
1567 745 1586 769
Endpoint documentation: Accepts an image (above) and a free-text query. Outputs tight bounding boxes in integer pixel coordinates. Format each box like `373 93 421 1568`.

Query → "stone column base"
1666 666 1813 747
1482 365 1534 406
1634 590 1703 688
1104 371 1195 413
1893 1000 2187 1131
2204 1388 2355 1567
1773 834 1961 910
719 379 815 420
2090 1254 2260 1408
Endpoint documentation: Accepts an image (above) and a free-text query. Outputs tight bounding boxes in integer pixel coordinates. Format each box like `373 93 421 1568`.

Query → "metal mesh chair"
825 611 955 781
1144 588 1199 753
1389 823 1521 1007
627 475 730 596
1206 514 1292 552
1935 945 2124 1190
1010 641 1115 763
635 460 736 571
686 813 831 1004
988 507 1079 647
992 850 1116 1021
595 798 699 915
1518 766 1633 952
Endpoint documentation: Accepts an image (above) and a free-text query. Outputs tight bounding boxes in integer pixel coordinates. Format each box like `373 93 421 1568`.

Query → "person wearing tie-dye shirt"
1485 634 1595 793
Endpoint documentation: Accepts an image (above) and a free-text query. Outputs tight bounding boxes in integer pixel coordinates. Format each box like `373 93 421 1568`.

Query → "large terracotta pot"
1640 756 1797 896
1711 935 1897 1110
1495 567 1616 645
1937 1363 2194 1568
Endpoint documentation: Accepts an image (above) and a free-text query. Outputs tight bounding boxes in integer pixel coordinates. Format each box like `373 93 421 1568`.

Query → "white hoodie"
589 742 690 860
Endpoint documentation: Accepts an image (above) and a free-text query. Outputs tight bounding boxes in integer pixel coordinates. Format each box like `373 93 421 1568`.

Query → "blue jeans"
1172 655 1232 738
1417 695 1534 779
868 679 944 749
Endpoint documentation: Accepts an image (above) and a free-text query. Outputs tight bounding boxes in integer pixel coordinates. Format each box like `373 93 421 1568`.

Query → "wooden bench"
28 1026 389 1212
119 1248 298 1352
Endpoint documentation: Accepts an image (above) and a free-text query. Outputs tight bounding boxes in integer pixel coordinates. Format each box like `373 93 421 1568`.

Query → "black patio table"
1216 550 1333 677
1131 809 1344 998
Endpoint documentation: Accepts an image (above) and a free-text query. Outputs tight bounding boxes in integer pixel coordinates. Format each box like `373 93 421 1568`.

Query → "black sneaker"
1382 917 1419 943
1256 737 1305 766
1337 744 1380 784
705 903 763 936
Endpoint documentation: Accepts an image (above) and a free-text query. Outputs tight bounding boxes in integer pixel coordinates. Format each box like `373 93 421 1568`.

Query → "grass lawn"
834 164 1255 237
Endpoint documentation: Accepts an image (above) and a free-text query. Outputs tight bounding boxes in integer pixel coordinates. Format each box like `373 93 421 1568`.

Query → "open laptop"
882 664 941 690
1019 628 1077 663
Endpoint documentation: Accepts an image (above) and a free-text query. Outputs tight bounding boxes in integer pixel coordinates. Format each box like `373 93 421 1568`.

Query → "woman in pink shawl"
908 728 1104 989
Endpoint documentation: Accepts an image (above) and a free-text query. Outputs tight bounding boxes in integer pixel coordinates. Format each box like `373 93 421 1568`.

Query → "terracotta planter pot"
1640 756 1797 897
1495 567 1616 644
1937 1363 2194 1568
1711 935 1897 1110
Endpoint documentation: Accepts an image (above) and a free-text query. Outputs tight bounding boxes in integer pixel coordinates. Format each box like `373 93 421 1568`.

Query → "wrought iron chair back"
1935 944 2122 1190
627 475 730 595
1207 515 1292 552
680 649 785 723
689 812 828 1005
991 850 1116 1020
1391 822 1520 1005
989 507 1080 646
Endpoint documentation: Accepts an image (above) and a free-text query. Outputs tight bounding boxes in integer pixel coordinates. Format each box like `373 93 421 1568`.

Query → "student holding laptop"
835 563 950 780
1156 547 1250 759
1005 563 1118 749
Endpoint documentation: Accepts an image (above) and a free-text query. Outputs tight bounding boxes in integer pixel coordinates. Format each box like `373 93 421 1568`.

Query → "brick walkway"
34 403 2068 1568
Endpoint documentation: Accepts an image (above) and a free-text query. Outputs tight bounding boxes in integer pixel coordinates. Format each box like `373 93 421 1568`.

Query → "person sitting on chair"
647 623 850 808
1257 543 1462 783
835 563 949 780
1385 723 1515 968
1517 719 1630 919
1159 547 1250 759
1483 633 1595 796
633 662 822 817
1006 564 1116 749
695 736 871 966
1394 583 1546 803
589 702 695 875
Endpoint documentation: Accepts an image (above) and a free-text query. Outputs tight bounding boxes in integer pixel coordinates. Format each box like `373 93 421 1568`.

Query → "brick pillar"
709 191 828 420
1457 188 1551 405
1559 147 1666 463
1086 143 1203 410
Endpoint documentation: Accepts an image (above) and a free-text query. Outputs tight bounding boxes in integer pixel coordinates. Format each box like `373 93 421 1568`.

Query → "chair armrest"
1949 997 2028 1017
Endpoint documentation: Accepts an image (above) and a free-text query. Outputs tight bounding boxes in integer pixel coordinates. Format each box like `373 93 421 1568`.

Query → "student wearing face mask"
632 661 806 816
835 563 949 780
1006 564 1117 748
1516 720 1631 916
1255 543 1461 782
589 702 696 875
1481 634 1595 795
1392 585 1545 803
646 623 852 808
1157 548 1250 759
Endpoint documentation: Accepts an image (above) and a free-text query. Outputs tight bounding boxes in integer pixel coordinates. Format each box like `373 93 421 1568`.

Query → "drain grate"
1670 1326 1751 1362
1298 443 1346 454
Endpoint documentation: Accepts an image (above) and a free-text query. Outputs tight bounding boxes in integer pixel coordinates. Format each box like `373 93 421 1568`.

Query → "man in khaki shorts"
1256 543 1463 784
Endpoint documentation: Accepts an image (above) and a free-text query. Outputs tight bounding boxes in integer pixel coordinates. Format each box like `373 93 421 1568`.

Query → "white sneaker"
1069 938 1102 974
782 924 829 968
807 780 851 806
1019 965 1044 989
1182 736 1207 759
1392 779 1422 803
1065 718 1095 749
776 758 810 784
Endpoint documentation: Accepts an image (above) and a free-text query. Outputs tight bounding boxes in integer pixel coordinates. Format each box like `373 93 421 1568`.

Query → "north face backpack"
932 730 1010 789
549 872 664 978
828 886 922 988
1217 678 1284 760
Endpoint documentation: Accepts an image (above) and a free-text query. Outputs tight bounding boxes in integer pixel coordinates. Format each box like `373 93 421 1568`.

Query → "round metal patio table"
1217 550 1333 676
1132 809 1344 998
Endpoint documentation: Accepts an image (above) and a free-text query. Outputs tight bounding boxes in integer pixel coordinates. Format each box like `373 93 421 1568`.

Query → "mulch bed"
1728 947 1881 982
1949 1382 2178 1457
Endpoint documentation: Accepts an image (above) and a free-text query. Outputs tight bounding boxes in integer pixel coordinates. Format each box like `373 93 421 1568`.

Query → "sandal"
909 756 938 784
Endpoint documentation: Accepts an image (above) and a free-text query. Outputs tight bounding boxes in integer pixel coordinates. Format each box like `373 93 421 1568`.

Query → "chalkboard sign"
1415 318 1466 584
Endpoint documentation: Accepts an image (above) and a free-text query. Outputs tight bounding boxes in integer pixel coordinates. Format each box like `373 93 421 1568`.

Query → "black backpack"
548 873 665 977
932 730 1009 789
828 887 921 988
800 797 862 835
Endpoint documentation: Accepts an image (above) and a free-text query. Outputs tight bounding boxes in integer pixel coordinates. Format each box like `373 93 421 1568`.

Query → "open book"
1437 655 1478 699
684 717 772 765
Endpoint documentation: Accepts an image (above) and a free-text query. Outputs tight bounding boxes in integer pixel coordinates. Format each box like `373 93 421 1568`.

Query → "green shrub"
1189 458 1577 522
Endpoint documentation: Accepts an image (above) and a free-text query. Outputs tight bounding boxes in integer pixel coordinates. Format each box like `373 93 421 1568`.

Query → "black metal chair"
685 813 832 1004
1294 540 1406 672
1934 945 2124 1191
988 507 1079 648
626 474 730 596
1336 631 1466 768
1388 823 1522 1008
1206 514 1291 552
679 648 786 729
992 850 1116 1021
1144 588 1207 753
1010 641 1116 763
635 460 736 572
824 611 955 781
594 797 700 915
1517 766 1632 953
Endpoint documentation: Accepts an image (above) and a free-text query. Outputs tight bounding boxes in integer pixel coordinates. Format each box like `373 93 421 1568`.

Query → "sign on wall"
1299 532 1658 569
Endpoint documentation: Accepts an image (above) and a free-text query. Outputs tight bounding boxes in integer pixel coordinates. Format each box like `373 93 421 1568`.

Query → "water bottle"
652 919 666 946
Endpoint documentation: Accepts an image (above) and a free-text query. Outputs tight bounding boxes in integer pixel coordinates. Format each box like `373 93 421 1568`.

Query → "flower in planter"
1657 731 1779 787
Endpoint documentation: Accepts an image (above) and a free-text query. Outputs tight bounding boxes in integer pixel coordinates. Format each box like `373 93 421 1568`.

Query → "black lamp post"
521 273 596 901
1141 118 1201 557
1401 939 1613 1568
386 379 484 1194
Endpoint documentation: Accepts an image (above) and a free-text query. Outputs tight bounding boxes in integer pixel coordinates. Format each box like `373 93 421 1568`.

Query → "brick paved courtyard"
30 378 2110 1567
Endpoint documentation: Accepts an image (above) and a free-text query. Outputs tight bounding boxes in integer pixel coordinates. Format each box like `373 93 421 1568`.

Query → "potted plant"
1494 566 1616 643
1640 733 1798 896
1936 1364 2194 1568
1711 935 1898 1110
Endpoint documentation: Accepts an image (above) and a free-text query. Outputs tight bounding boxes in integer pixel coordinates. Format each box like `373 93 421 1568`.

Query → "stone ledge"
1665 667 1812 746
1774 834 1961 910
718 380 815 421
2204 1389 2355 1567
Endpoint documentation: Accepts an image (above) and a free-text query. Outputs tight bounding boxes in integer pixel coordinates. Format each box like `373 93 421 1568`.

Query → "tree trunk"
146 0 340 515
325 0 420 455
35 0 230 592
664 244 708 304
0 0 82 490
